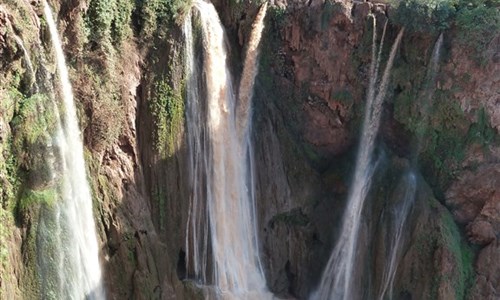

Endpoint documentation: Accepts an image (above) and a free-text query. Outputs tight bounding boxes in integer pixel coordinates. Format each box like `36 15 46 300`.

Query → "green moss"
392 47 477 194
10 92 55 148
270 208 309 227
85 0 134 46
150 76 185 158
134 0 192 41
18 188 57 213
439 210 475 299
0 210 10 269
152 185 166 230
466 107 496 146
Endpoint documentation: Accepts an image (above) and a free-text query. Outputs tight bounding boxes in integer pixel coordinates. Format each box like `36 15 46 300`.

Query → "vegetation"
390 0 456 33
134 0 192 40
85 0 134 46
10 92 56 154
390 0 499 62
17 188 57 213
270 208 310 227
150 76 184 157
455 0 500 63
153 185 167 230
439 210 475 299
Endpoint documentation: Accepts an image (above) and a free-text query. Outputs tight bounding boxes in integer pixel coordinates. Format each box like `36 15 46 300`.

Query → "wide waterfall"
376 34 444 300
313 18 404 300
36 2 104 299
184 1 271 299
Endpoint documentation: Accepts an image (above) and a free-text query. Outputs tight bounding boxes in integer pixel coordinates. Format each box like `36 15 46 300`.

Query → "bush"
134 0 192 40
455 0 500 61
85 0 134 45
390 0 457 33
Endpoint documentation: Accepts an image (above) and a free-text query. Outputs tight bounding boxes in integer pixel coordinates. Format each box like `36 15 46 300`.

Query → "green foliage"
152 185 166 230
421 91 468 186
135 0 192 39
85 0 134 45
390 0 457 33
466 107 496 146
11 93 55 148
8 92 56 175
390 0 498 62
0 210 10 269
455 0 500 62
150 77 184 157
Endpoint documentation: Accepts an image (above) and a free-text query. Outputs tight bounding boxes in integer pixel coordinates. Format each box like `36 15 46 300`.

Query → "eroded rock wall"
0 0 498 299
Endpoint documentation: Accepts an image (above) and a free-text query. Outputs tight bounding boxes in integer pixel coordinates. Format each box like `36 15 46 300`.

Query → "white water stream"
36 2 105 299
12 35 35 83
184 1 271 299
377 33 443 300
313 19 404 300
377 171 417 300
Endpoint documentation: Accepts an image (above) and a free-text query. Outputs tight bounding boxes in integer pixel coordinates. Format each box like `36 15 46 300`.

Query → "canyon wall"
0 0 498 299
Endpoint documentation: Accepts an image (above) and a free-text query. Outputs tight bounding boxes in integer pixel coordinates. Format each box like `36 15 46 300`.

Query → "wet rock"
446 164 500 245
467 220 496 245
353 2 372 21
469 241 500 299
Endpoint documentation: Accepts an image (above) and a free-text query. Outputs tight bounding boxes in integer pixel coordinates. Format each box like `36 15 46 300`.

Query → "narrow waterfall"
237 2 268 139
415 33 444 154
313 20 404 300
36 3 104 299
375 34 443 300
377 172 417 300
12 34 36 90
184 1 271 298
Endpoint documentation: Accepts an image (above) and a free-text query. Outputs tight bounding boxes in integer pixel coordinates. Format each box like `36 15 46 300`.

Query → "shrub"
85 0 134 45
455 0 500 61
390 0 457 33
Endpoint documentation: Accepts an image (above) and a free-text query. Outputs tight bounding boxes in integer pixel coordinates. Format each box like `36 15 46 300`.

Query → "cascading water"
36 2 104 299
377 171 417 300
184 1 271 299
376 34 443 300
12 34 36 90
313 18 404 300
415 33 444 154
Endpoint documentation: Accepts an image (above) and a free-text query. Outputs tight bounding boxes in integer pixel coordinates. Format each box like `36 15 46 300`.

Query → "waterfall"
237 2 268 139
377 172 417 300
415 33 444 155
36 2 105 299
184 1 271 298
12 34 37 92
376 34 443 300
313 19 404 300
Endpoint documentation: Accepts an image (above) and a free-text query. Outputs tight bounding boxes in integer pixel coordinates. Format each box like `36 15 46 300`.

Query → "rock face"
447 162 500 245
0 0 499 299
